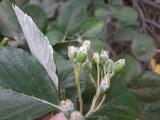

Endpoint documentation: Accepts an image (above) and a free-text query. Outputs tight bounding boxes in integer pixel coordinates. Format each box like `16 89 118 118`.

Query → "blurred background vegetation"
0 0 160 119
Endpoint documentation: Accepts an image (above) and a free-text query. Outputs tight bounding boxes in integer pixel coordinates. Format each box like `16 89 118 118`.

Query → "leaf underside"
12 5 58 88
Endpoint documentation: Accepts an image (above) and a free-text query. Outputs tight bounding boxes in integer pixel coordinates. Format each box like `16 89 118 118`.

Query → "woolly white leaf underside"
13 5 58 88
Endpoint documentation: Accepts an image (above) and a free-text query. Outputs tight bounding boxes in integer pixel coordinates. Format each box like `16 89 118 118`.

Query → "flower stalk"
74 63 83 113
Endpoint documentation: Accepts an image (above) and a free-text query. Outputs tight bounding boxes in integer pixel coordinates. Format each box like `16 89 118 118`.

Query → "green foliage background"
0 0 160 120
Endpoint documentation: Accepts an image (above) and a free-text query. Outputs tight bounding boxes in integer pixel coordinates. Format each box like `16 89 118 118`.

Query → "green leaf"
0 48 58 104
92 78 141 120
0 1 21 38
95 8 108 18
141 101 160 120
11 0 29 6
114 26 139 42
0 86 55 120
90 39 108 52
131 34 156 61
57 0 88 34
23 5 48 31
114 54 142 83
30 0 58 18
82 18 104 38
129 72 160 103
128 72 160 120
110 0 124 6
46 30 64 46
113 7 138 24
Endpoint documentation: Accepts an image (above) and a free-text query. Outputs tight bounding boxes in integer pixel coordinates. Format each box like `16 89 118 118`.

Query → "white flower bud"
68 46 78 61
100 50 109 65
117 59 125 65
113 59 125 73
76 47 87 63
100 75 111 92
100 50 108 59
93 52 100 64
60 99 75 113
70 111 84 120
82 40 91 51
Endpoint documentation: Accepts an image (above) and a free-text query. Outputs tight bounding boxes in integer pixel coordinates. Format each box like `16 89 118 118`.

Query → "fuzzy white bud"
70 111 84 120
82 40 91 51
93 52 100 64
113 59 125 73
100 50 109 65
100 50 108 59
117 59 125 65
100 74 111 92
68 46 78 61
60 99 75 113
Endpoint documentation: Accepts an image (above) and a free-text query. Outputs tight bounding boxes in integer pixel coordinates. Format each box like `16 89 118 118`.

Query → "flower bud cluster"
92 50 125 73
68 40 91 63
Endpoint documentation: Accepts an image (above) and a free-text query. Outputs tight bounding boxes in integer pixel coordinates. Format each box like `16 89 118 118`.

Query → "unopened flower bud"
100 50 108 66
113 59 125 73
93 52 100 64
70 111 84 120
68 46 77 61
83 61 92 73
100 76 110 92
82 40 91 51
106 59 114 73
76 47 87 63
60 99 75 116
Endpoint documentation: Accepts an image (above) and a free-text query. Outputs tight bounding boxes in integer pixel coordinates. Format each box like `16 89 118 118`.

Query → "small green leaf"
30 0 58 18
89 39 108 52
82 18 104 38
0 1 21 38
114 26 139 42
109 0 124 6
131 34 156 61
113 7 138 24
57 0 88 34
23 5 48 31
46 30 64 46
95 8 108 17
